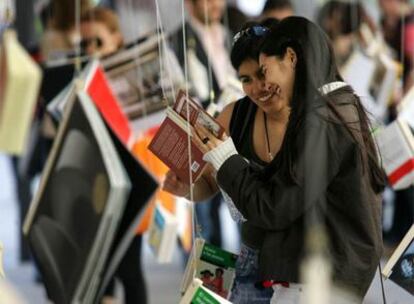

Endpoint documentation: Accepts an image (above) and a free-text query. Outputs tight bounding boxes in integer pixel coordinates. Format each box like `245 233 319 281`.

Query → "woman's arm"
206 112 349 230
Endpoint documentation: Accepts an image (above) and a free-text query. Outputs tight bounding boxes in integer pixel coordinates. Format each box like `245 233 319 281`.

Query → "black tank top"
229 96 268 249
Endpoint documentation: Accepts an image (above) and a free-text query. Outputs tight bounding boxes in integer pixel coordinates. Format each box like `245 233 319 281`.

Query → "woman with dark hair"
193 16 385 302
163 19 282 303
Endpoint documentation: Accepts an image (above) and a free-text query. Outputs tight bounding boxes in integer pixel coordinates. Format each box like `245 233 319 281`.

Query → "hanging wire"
126 0 147 117
202 0 215 106
181 0 202 241
400 6 406 90
74 0 82 76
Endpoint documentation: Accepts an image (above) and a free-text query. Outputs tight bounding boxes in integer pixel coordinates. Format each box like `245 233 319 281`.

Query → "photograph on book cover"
103 35 184 129
389 239 414 295
196 243 237 299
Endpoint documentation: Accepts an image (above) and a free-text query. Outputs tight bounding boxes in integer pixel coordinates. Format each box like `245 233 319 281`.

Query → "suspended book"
0 30 42 155
375 118 414 190
383 224 414 296
102 34 184 131
0 241 3 278
147 201 178 263
22 90 157 304
180 278 233 304
148 90 225 185
181 238 237 300
397 85 414 128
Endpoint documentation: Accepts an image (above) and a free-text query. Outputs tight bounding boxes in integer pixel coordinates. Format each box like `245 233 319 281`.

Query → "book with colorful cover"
181 238 237 300
375 118 414 190
383 224 414 295
148 90 225 185
180 278 233 304
147 201 178 263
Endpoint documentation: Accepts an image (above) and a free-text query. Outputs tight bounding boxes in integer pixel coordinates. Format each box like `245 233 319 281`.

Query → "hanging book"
375 118 414 190
181 238 237 300
383 224 414 295
148 90 225 185
0 30 42 155
147 201 178 263
180 278 233 304
103 34 184 129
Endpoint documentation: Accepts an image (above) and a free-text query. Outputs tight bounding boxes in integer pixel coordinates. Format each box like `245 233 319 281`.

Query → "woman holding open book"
164 19 282 303
194 16 385 303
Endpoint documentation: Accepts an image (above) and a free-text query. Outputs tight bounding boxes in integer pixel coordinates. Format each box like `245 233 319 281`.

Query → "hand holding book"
194 123 238 172
162 170 190 197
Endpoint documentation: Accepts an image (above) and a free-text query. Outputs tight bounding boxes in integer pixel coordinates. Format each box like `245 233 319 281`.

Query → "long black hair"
230 18 279 71
260 16 385 192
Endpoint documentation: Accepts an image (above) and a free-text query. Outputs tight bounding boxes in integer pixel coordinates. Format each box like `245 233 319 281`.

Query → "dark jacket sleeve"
217 111 351 231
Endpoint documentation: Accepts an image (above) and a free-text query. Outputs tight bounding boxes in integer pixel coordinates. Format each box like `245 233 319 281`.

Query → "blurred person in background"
40 0 91 61
378 0 414 253
80 7 148 304
261 0 294 21
169 0 237 251
317 0 376 67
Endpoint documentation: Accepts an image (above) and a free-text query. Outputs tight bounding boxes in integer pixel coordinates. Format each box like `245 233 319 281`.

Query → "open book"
181 238 237 300
375 118 414 190
147 201 178 263
180 278 233 304
382 224 414 295
0 30 42 155
148 90 225 184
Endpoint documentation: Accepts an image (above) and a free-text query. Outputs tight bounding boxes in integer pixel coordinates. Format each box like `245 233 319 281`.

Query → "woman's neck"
264 105 291 125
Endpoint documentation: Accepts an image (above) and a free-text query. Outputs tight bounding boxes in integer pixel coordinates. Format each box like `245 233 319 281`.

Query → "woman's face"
259 49 296 106
80 21 121 56
238 58 286 114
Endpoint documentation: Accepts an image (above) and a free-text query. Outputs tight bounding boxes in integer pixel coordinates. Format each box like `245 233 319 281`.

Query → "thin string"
181 0 200 241
203 0 215 106
154 0 177 100
378 263 388 304
127 0 147 118
400 6 406 90
74 0 81 77
154 0 167 100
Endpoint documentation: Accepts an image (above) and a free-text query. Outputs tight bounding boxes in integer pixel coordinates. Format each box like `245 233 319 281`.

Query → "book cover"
180 238 237 300
196 242 237 299
0 30 42 155
180 278 233 304
103 35 184 127
383 224 414 295
148 91 225 185
148 202 178 263
23 90 131 304
375 119 414 189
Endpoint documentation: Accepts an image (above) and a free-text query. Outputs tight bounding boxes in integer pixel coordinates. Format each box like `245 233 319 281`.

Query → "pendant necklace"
263 111 273 161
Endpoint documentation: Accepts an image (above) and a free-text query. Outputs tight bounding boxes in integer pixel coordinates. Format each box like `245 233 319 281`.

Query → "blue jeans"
229 243 273 304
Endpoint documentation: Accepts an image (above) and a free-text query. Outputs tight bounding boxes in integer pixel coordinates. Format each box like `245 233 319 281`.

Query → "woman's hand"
162 170 190 197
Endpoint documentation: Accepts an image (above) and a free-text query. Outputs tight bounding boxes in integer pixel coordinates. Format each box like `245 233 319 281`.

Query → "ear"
286 47 297 68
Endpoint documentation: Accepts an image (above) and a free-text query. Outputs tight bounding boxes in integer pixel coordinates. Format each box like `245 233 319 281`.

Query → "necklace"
263 112 273 161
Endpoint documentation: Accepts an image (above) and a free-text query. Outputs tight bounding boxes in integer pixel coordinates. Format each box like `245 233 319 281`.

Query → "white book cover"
398 85 414 129
0 30 42 155
376 119 414 190
383 224 414 295
180 278 233 304
147 201 178 263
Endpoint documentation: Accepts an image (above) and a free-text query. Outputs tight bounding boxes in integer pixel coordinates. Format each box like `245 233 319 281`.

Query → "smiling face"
238 58 286 114
259 48 296 108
